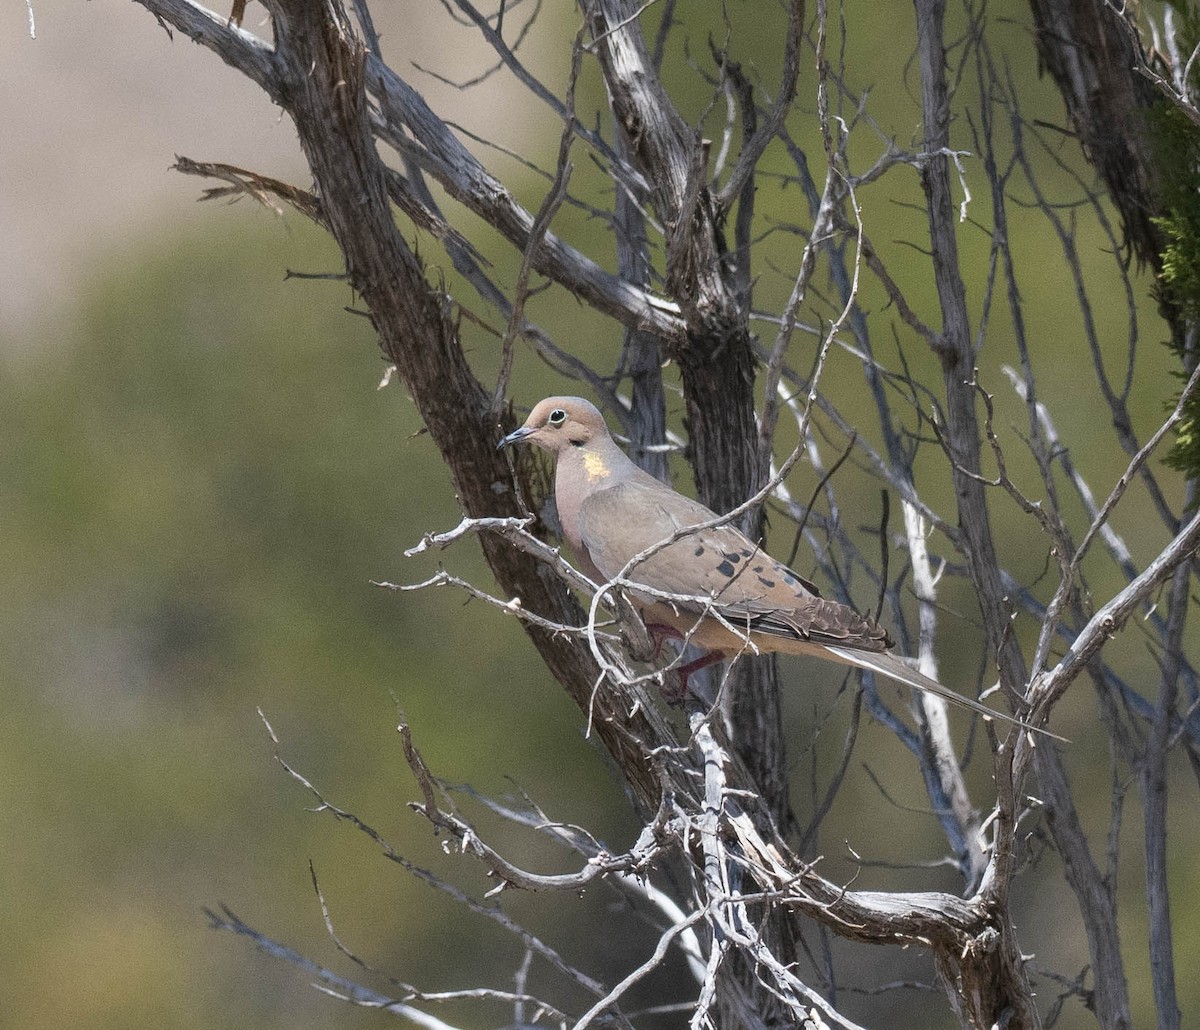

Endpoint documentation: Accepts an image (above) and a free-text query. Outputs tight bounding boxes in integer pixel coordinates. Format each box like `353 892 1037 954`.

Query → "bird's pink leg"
665 651 725 704
642 622 724 705
644 622 683 659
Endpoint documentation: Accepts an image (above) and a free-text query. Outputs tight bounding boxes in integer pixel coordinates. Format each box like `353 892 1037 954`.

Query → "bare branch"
713 0 805 210
204 906 466 1029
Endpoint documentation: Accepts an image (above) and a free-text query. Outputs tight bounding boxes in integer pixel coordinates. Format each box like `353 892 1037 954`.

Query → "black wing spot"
758 576 776 588
716 560 736 577
694 545 705 557
753 564 764 573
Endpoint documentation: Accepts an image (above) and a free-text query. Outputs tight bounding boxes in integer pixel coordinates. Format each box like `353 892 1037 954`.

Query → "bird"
499 395 1048 734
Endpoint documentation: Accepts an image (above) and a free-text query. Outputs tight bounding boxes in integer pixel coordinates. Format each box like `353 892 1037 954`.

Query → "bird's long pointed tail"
823 645 1066 742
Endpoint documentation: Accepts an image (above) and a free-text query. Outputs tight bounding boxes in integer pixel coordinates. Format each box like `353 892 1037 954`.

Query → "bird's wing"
576 478 889 652
577 478 1065 740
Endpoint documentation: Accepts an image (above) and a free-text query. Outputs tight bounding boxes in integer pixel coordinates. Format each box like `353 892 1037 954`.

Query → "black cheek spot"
717 560 736 577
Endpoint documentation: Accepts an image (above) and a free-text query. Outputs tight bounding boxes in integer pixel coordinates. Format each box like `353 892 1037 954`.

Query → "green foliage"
1148 18 1200 476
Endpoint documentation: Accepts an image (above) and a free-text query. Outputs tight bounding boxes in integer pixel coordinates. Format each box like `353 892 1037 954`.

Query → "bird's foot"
659 651 725 707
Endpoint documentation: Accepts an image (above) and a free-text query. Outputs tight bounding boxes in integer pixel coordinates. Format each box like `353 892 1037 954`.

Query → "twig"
491 27 582 413
203 905 464 1029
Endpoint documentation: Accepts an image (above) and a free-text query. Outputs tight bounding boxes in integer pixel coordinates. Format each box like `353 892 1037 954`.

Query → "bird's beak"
497 425 535 450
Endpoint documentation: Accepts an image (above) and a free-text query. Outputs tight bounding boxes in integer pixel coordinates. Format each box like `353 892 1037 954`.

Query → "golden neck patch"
583 450 610 482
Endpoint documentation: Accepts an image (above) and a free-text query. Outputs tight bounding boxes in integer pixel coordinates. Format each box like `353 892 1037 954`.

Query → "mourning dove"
499 395 1042 732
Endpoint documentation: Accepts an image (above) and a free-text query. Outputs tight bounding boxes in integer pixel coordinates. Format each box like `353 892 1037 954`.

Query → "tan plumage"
500 396 1038 731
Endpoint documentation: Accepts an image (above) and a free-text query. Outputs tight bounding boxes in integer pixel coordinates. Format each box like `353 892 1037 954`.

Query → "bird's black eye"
548 408 567 426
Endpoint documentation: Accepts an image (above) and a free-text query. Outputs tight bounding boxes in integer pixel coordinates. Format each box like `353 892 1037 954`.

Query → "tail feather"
823 645 1065 742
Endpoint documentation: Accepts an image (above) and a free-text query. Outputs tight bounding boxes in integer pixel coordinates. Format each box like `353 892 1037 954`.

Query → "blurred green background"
1 214 664 1027
3 2 1198 1028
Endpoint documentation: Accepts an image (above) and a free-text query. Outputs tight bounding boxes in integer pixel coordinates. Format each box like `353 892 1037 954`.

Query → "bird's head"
498 396 609 456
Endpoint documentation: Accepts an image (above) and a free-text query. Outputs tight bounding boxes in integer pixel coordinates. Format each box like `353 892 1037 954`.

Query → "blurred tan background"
3 3 1196 1029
